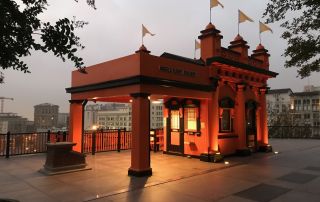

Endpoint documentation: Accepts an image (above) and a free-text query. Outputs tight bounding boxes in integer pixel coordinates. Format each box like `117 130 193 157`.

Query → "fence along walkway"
83 129 132 154
0 131 69 158
0 129 164 157
268 126 320 139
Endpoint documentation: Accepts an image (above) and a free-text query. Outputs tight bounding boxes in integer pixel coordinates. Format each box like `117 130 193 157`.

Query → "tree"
264 0 319 78
0 0 96 83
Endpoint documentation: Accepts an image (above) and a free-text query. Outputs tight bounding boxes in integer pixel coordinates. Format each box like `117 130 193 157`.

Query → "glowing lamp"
224 161 230 165
92 125 98 130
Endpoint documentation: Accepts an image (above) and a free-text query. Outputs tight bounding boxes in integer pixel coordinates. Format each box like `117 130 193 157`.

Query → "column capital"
69 100 85 104
130 92 150 99
236 83 246 92
209 77 219 91
259 87 269 94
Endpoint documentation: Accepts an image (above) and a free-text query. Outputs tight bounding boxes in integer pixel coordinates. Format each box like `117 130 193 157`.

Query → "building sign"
159 66 196 77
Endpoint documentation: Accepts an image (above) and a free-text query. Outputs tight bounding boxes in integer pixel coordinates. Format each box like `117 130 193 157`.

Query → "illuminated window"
170 110 180 130
184 108 197 131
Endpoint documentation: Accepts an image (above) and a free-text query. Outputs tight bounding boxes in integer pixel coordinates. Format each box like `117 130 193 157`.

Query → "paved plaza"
1 139 320 202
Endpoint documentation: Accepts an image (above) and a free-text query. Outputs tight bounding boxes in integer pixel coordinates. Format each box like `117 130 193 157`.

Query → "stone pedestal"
40 142 91 175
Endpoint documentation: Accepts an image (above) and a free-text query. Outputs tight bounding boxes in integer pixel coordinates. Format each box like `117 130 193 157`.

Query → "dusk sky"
1 0 319 121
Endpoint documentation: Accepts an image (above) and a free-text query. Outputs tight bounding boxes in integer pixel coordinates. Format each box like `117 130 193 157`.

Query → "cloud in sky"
1 0 319 120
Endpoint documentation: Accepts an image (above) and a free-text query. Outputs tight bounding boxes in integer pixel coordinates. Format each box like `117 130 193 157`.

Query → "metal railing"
0 131 69 158
268 126 320 139
0 128 164 157
83 129 132 154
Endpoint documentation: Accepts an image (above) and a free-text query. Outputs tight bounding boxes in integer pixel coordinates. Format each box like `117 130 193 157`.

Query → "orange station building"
66 23 278 177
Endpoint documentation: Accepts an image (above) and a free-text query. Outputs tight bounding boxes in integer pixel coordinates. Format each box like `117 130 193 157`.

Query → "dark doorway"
246 100 258 151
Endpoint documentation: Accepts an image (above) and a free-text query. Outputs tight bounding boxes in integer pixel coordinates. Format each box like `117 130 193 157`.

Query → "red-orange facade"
66 23 277 177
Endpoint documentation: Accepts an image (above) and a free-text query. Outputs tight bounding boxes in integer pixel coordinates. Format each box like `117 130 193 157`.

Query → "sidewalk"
1 139 320 202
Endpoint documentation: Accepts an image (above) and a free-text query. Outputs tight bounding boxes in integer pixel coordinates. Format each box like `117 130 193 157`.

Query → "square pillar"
258 88 272 152
235 84 250 155
69 100 86 152
208 89 220 152
128 93 152 177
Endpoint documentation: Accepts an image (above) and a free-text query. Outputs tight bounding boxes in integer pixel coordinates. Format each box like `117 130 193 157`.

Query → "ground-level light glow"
224 161 230 165
274 151 279 154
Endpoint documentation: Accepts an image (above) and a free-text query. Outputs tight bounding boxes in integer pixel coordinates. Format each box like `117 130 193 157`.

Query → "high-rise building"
34 103 59 130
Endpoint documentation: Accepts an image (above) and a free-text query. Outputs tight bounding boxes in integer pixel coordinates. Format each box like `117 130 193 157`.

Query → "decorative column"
259 88 272 152
208 83 220 153
69 100 85 152
253 88 262 146
255 106 262 145
128 93 152 177
201 78 222 162
235 84 250 155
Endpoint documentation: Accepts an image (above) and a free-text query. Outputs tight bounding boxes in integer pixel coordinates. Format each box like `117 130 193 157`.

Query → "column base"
258 145 273 153
128 168 152 177
236 148 252 156
200 153 224 163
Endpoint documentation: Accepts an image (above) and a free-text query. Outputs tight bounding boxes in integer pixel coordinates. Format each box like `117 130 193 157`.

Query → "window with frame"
220 109 232 132
170 110 180 130
184 108 197 132
219 97 234 133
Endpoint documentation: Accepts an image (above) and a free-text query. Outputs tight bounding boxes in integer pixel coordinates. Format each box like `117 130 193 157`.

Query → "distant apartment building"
97 104 132 130
267 86 320 126
84 102 163 131
34 103 59 130
150 102 163 129
0 113 34 133
58 113 69 129
291 90 320 126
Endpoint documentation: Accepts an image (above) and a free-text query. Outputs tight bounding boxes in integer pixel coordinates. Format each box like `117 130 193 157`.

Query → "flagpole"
259 31 262 44
142 24 144 45
238 11 240 35
210 7 212 23
258 21 262 44
194 41 196 59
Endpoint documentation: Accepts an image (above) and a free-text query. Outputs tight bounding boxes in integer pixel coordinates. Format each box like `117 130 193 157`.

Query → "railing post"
47 130 51 143
117 129 121 152
57 131 61 142
92 131 96 155
5 132 10 159
153 130 157 153
123 128 126 149
63 131 67 142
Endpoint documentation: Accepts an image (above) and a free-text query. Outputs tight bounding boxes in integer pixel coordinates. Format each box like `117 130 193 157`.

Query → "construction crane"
0 97 14 113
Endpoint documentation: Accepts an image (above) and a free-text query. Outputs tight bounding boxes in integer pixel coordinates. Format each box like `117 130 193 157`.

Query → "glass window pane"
184 108 197 131
171 110 180 130
221 109 231 131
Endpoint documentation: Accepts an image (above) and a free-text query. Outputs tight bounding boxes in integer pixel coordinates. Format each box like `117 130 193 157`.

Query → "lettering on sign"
159 66 196 77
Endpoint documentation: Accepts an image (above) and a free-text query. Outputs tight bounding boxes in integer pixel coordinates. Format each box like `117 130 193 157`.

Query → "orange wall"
71 52 211 88
218 138 238 155
184 99 209 156
71 54 140 87
140 54 211 86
